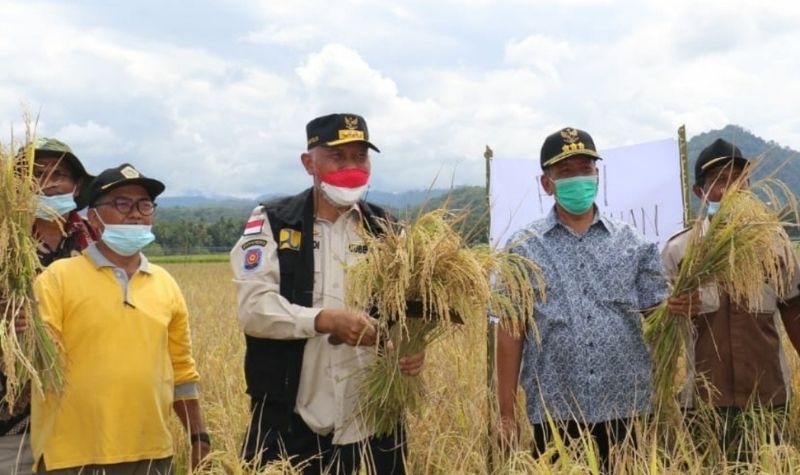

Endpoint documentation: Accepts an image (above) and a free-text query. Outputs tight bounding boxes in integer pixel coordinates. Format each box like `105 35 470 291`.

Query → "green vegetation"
147 214 249 255
397 186 489 244
148 253 230 264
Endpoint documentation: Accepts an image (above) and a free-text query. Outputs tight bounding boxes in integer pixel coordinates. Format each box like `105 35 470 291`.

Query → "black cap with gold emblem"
306 113 380 152
694 138 749 186
85 163 166 206
540 127 602 169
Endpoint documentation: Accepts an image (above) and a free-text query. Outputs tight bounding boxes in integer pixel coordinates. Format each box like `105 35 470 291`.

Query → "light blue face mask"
552 175 598 215
94 212 155 256
36 193 76 220
706 201 720 217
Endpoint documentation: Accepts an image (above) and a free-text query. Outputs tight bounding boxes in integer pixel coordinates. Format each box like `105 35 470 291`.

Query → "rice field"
164 260 800 474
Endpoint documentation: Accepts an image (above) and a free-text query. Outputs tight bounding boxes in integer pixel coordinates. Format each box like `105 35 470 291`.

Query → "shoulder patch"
243 218 265 236
243 247 264 271
278 228 302 251
241 239 267 250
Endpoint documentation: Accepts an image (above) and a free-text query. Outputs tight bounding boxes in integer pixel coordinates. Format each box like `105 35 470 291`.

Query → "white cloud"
242 24 319 47
52 121 121 157
505 34 573 80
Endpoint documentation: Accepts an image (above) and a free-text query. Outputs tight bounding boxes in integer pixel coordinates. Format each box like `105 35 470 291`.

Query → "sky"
2 0 799 198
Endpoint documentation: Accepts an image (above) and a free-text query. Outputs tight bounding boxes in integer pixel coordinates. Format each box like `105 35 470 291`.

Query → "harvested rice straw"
644 169 797 417
0 118 64 410
347 208 544 436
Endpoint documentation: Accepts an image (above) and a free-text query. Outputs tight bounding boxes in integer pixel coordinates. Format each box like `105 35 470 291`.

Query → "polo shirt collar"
85 243 151 274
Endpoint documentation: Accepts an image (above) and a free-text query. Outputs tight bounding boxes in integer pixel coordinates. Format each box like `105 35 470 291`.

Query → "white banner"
490 138 685 249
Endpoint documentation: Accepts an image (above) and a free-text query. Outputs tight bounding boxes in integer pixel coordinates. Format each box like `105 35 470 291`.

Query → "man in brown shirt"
663 138 800 458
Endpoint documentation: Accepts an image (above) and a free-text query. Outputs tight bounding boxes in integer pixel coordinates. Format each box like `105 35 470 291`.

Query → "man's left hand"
399 351 425 376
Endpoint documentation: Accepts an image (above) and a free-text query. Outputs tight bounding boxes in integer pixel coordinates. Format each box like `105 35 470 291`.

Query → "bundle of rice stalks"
644 172 798 417
0 118 64 409
347 208 544 436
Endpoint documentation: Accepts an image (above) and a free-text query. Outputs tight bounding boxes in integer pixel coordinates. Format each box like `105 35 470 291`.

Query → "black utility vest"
243 187 389 430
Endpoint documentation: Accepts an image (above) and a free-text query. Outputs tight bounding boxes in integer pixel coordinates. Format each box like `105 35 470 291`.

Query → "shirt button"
589 370 595 375
579 263 585 269
588 342 594 348
586 315 592 321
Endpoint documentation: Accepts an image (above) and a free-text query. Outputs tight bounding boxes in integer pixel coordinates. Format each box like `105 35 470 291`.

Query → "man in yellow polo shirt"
32 164 210 474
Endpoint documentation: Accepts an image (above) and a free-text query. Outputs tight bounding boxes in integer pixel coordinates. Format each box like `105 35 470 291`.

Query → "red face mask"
319 168 370 207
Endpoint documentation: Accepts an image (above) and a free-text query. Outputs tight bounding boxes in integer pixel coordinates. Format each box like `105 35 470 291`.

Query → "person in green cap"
0 138 97 475
30 138 98 265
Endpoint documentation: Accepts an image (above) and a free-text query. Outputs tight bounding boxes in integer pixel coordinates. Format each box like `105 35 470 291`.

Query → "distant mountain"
158 195 256 208
687 124 800 213
365 188 449 208
399 186 489 244
157 188 449 210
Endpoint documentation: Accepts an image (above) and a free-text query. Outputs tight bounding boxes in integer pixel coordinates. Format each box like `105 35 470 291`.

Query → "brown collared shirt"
662 225 800 407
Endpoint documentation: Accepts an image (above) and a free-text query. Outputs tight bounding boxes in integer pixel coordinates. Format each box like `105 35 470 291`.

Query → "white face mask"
318 168 370 207
320 182 368 207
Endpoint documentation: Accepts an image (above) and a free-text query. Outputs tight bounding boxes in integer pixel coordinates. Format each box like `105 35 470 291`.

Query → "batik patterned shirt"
509 207 668 424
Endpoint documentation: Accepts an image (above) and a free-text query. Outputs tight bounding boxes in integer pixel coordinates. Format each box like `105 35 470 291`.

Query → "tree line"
147 214 249 256
145 187 490 256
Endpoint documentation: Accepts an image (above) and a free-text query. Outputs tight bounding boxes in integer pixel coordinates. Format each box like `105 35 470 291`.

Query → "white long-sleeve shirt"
231 205 374 444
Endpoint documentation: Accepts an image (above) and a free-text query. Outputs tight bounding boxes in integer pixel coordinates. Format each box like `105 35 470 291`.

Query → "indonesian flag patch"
243 218 265 236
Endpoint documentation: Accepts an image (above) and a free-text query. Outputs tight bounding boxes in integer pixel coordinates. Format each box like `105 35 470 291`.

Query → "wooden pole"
678 125 691 226
484 145 496 473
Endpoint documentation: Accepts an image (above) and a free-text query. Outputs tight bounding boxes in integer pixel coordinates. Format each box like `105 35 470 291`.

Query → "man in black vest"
231 113 424 474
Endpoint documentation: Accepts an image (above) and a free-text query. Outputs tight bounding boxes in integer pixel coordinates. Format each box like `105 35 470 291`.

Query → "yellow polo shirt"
31 245 200 470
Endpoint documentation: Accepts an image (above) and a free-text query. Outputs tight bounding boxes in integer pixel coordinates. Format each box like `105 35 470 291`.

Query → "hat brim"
323 138 380 153
35 151 90 180
699 156 749 173
542 149 602 168
696 156 749 185
90 177 166 206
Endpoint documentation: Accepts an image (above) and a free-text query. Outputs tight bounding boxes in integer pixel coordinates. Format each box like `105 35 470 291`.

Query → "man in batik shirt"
496 127 668 472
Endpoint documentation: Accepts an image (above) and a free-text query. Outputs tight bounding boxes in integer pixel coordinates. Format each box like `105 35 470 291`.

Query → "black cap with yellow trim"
540 127 602 169
306 113 380 152
694 138 749 186
85 163 165 206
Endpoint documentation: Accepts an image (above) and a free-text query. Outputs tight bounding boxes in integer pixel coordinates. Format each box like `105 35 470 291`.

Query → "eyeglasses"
94 197 157 216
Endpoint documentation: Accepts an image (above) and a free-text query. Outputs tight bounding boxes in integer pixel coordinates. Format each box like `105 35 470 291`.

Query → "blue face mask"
94 212 155 256
706 201 720 217
36 193 76 220
552 175 598 215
